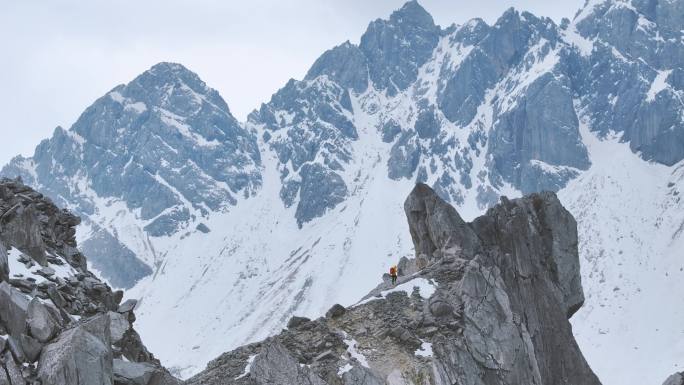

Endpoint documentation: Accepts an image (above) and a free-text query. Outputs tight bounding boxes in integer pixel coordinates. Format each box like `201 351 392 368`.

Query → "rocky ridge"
187 183 600 385
0 178 180 385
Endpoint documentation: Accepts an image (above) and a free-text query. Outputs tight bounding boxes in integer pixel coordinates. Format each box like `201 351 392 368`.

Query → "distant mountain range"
2 0 683 382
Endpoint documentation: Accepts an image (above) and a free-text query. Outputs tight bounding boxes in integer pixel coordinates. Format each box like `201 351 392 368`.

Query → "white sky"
0 0 585 166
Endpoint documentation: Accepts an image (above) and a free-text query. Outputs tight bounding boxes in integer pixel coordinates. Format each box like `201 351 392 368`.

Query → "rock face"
187 183 599 385
664 372 684 385
0 178 179 385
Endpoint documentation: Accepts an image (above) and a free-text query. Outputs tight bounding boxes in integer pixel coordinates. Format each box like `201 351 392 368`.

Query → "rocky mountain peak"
360 0 440 95
187 184 599 384
388 0 436 29
0 62 262 288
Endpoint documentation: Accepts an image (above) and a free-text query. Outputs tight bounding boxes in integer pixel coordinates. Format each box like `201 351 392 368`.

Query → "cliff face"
188 183 600 385
0 178 179 385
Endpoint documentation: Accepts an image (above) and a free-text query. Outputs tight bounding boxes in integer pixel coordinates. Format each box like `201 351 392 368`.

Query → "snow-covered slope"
563 116 684 384
1 0 683 383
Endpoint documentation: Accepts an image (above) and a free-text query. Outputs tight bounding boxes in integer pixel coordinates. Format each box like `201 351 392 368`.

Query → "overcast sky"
0 0 585 166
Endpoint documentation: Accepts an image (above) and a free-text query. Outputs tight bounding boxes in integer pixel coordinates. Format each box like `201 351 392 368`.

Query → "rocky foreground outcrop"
0 178 180 385
188 183 600 385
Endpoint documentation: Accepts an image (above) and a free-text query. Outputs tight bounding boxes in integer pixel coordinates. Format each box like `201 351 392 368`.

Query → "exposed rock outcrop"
0 178 180 385
664 372 684 385
187 183 600 385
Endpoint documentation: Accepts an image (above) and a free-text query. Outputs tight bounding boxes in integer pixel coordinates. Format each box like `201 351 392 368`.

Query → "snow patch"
646 70 673 102
235 354 257 380
337 363 353 377
415 341 433 358
355 278 437 307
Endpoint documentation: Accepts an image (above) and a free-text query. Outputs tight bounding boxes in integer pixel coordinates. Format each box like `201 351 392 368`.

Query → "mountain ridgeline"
2 0 682 288
1 0 683 382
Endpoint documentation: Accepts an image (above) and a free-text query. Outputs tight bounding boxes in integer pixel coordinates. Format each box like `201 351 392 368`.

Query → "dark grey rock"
489 73 590 193
0 242 8 282
380 120 402 143
196 223 211 234
79 226 152 289
414 106 440 139
6 335 26 363
325 304 346 319
0 282 29 338
38 319 114 385
113 359 156 385
341 365 384 385
388 132 420 180
109 311 130 346
2 351 23 385
19 333 41 362
664 372 684 385
404 183 480 258
27 298 59 343
0 364 8 385
287 316 311 330
118 299 138 313
249 341 327 385
295 164 347 227
0 204 47 266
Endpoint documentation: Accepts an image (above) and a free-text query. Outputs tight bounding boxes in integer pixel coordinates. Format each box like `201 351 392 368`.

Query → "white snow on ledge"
354 278 438 307
343 335 370 368
415 341 433 358
235 354 257 379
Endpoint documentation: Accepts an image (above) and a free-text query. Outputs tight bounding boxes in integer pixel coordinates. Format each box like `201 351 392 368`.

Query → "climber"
389 265 398 285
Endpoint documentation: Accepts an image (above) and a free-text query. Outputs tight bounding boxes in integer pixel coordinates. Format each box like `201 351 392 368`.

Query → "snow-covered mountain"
2 0 683 383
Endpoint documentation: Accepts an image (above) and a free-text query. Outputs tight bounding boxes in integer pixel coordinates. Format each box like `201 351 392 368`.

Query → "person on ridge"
389 265 398 285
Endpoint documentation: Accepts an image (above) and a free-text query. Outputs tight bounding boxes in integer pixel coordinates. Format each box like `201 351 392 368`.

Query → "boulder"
119 328 157 364
47 284 67 309
109 311 130 345
19 333 41 362
0 282 29 338
113 359 156 385
6 335 26 363
287 316 311 329
118 299 137 313
27 297 60 342
325 304 346 319
37 322 113 385
81 313 112 347
0 204 47 266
